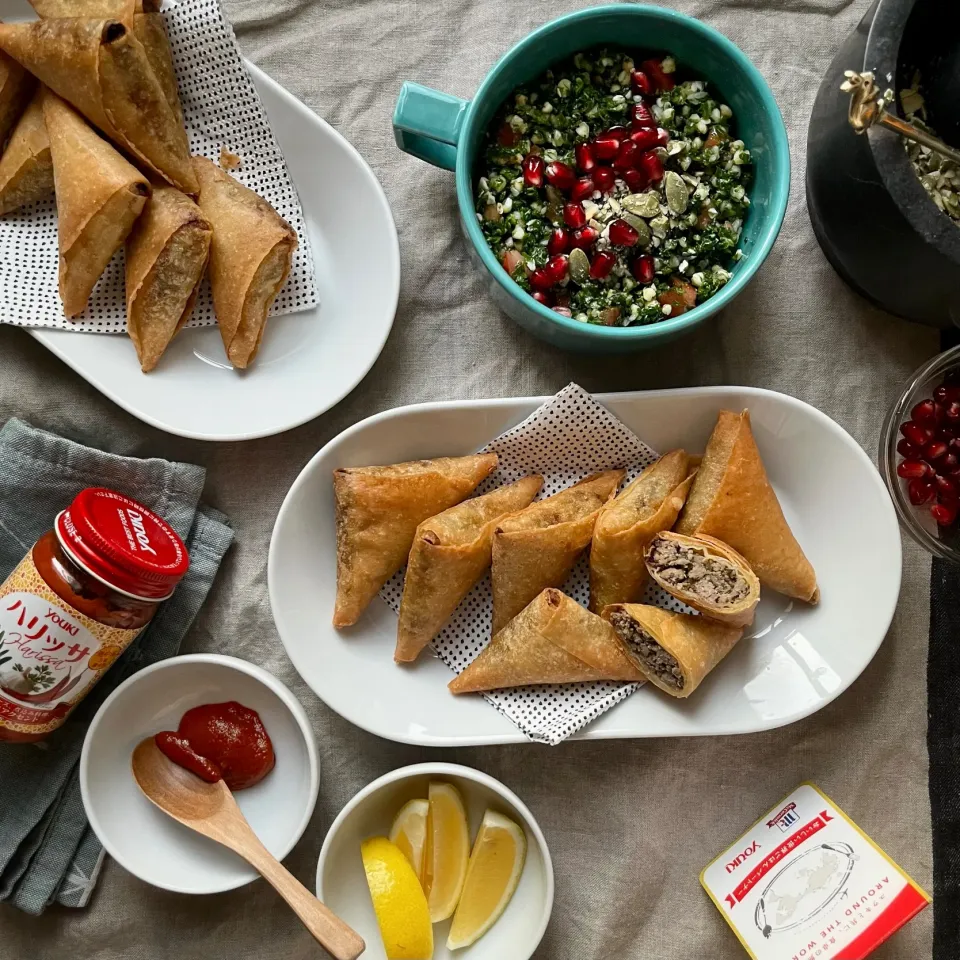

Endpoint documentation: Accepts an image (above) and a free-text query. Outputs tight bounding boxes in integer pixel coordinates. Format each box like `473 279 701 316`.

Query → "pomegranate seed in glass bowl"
880 344 960 562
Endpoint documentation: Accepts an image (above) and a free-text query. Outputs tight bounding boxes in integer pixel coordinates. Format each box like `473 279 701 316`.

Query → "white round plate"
27 63 399 441
268 387 902 746
80 654 319 894
316 762 554 960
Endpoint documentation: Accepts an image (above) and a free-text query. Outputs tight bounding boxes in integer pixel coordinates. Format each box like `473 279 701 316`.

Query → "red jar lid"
55 488 189 600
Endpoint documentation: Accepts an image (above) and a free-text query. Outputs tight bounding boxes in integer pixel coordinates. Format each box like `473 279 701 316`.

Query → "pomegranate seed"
553 306 573 317
631 102 656 129
911 399 936 422
531 290 553 306
592 166 615 191
630 69 653 94
570 177 596 202
593 134 621 160
942 453 959 472
497 123 519 147
563 202 586 229
639 150 664 183
608 218 640 246
656 127 670 147
898 438 920 458
931 502 958 526
545 254 568 284
629 127 660 151
522 154 545 188
545 161 576 190
631 254 655 283
908 478 936 505
934 384 960 404
897 459 930 479
589 251 616 279
945 401 960 427
571 226 599 249
642 58 676 92
614 140 642 171
900 421 933 446
575 143 596 172
949 437 960 453
935 474 959 501
926 440 949 461
547 227 569 256
604 125 628 137
622 168 649 192
530 267 554 291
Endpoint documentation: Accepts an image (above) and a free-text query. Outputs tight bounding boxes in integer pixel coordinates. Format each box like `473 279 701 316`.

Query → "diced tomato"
658 279 697 314
704 129 728 149
600 306 621 326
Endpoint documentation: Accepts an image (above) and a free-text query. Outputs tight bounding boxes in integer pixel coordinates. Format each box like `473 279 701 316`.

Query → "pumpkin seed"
621 192 661 218
568 247 591 284
665 171 689 214
620 212 652 247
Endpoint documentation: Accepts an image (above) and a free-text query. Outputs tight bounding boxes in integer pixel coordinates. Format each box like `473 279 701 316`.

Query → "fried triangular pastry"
0 88 53 215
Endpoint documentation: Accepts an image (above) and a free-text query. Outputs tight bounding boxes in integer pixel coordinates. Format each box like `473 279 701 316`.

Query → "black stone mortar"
806 0 960 327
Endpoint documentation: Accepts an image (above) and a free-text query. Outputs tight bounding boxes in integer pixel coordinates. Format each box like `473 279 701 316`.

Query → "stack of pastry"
0 0 296 371
331 409 819 705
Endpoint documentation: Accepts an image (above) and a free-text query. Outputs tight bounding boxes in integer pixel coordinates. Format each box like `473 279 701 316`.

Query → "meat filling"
648 537 749 607
609 611 684 690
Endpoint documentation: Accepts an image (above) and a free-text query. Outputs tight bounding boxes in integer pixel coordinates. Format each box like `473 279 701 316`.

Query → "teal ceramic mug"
393 4 790 354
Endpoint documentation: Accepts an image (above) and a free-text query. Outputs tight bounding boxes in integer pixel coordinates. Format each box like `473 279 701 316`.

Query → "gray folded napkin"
0 418 233 915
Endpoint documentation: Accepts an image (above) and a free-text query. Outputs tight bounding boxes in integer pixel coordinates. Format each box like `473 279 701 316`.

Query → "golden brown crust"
0 49 35 148
333 454 499 628
448 589 643 693
490 470 623 634
603 603 742 699
644 531 760 627
0 88 52 215
43 89 149 317
675 410 818 603
588 450 694 612
125 185 211 371
395 475 543 663
193 156 297 368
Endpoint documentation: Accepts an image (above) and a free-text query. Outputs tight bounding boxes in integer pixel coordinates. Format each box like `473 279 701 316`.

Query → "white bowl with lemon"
316 763 553 960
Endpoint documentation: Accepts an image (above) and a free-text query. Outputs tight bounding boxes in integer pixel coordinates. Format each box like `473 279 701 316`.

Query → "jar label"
0 553 142 735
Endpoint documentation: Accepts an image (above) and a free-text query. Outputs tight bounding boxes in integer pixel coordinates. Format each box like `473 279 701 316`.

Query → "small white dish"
316 762 553 960
80 654 319 894
269 387 902 745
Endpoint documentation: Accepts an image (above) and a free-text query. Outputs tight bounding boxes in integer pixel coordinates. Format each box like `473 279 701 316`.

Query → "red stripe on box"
833 885 930 959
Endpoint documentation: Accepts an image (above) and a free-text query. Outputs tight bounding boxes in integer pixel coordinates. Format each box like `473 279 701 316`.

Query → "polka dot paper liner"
0 0 317 333
380 383 697 745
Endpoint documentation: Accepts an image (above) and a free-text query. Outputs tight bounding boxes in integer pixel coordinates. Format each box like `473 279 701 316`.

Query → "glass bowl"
880 344 960 562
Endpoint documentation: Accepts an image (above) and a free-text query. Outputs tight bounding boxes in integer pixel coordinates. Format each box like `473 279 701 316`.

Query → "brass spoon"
131 738 365 960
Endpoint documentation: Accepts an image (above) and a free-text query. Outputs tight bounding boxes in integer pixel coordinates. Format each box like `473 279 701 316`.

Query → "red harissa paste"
155 701 275 790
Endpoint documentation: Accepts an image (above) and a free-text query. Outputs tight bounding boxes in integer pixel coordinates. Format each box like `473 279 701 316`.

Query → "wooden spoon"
132 738 365 960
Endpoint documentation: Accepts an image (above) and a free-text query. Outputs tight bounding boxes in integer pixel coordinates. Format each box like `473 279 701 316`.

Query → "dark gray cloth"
0 419 233 915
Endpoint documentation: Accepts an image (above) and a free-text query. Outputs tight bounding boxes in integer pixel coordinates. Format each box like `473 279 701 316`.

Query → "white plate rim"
26 62 401 443
268 386 903 746
79 652 321 894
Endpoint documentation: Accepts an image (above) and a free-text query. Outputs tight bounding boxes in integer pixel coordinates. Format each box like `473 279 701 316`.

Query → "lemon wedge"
389 798 429 878
447 810 527 950
422 781 470 922
360 836 433 960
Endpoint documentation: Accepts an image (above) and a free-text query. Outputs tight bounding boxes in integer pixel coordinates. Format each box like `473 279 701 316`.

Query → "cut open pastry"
603 603 743 699
490 470 623 634
449 588 643 694
0 17 196 193
333 454 499 628
644 531 760 627
125 184 212 371
588 449 695 612
0 88 53 215
43 89 149 317
193 156 297 368
676 409 819 603
395 475 543 663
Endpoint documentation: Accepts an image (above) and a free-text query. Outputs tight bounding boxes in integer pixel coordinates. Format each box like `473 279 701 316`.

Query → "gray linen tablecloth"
0 0 940 956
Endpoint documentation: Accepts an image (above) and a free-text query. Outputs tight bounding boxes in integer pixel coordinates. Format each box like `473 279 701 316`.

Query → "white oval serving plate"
3 0 399 441
268 387 902 746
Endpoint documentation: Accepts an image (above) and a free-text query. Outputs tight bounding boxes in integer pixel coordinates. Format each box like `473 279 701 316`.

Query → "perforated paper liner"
0 0 317 333
380 383 698 745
